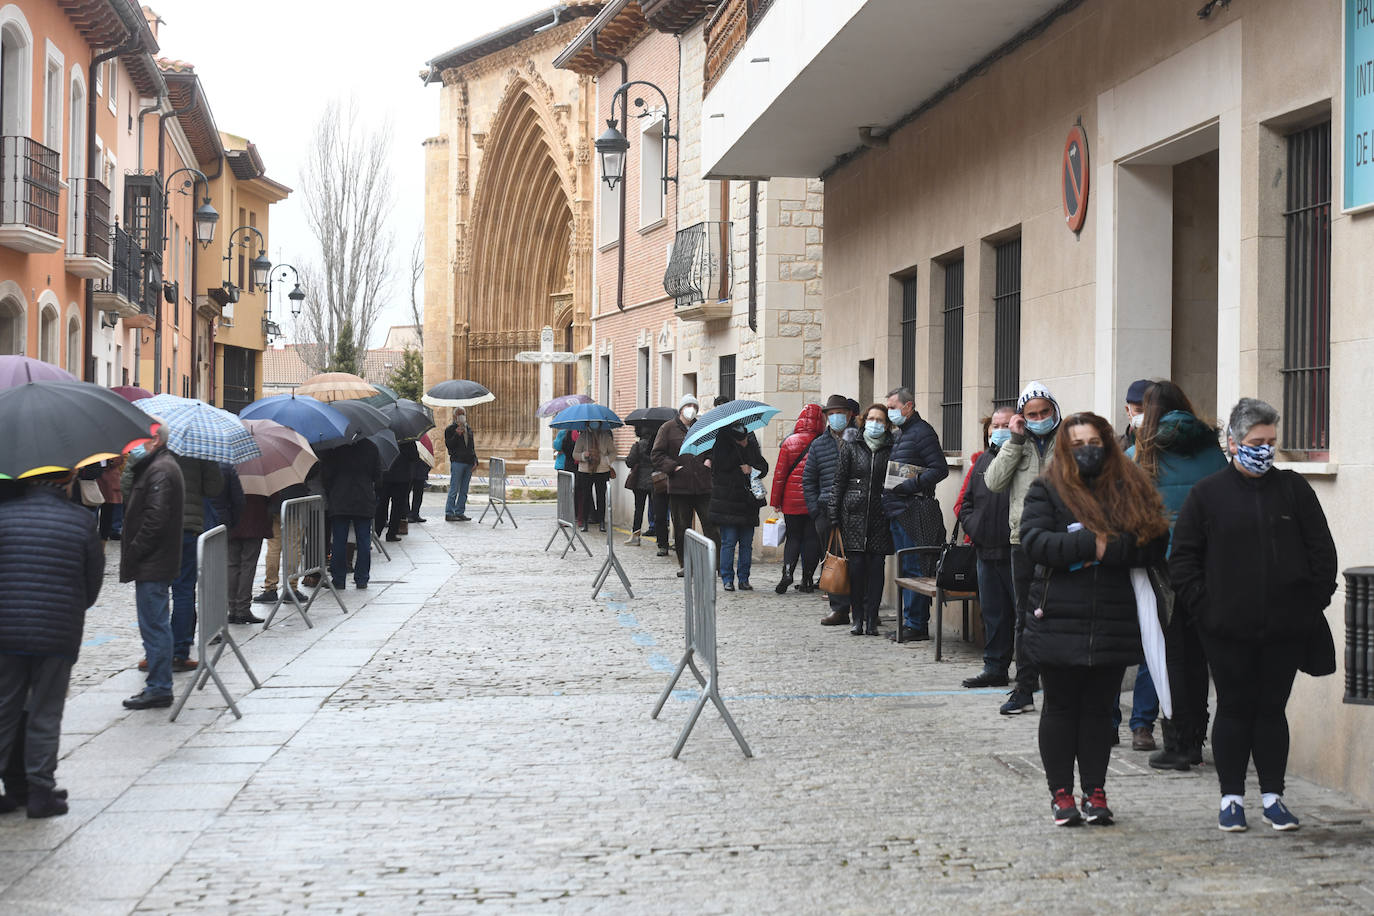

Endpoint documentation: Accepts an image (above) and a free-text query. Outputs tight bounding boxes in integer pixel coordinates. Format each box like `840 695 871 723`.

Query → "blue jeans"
331 516 372 587
889 520 931 631
446 461 474 517
976 554 1015 673
719 525 754 586
1112 662 1160 730
135 581 174 695
170 530 198 659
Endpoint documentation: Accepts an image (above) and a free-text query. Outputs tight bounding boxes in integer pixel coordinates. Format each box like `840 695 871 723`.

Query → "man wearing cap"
1120 379 1150 452
652 394 720 575
804 394 857 625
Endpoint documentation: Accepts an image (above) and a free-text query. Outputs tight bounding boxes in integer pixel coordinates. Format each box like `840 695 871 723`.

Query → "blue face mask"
1234 442 1275 475
864 420 886 439
1026 415 1057 437
128 445 148 462
888 408 905 426
827 413 847 432
989 428 1012 448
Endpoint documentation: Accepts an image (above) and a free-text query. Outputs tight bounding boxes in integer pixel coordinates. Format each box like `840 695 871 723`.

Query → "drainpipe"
748 181 758 332
590 32 628 312
154 94 197 395
132 99 160 388
84 39 138 383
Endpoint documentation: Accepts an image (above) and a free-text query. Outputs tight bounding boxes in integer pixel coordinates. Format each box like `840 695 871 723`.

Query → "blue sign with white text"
1346 0 1374 209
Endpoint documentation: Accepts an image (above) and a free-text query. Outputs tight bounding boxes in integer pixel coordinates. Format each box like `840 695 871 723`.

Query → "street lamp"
269 264 307 318
222 225 271 295
597 80 678 193
164 166 218 247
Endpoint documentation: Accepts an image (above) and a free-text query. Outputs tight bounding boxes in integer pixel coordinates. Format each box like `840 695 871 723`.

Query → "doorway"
858 359 874 410
1171 150 1219 421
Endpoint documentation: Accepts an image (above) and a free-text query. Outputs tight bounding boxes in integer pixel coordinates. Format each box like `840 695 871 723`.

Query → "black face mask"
1073 444 1105 477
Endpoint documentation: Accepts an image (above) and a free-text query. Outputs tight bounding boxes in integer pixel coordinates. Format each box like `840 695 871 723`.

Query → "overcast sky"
149 0 556 347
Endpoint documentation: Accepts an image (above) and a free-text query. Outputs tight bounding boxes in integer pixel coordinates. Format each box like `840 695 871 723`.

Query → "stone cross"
515 326 577 467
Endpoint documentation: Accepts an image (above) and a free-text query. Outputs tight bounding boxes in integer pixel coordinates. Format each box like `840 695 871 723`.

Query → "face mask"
989 428 1012 448
888 408 905 426
1026 415 1057 437
864 420 886 439
827 413 847 432
682 406 697 421
128 444 148 462
1234 442 1275 475
1130 413 1144 430
1073 444 1105 477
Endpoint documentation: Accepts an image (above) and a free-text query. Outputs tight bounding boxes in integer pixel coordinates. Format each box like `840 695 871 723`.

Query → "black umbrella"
421 379 494 408
330 399 390 439
380 399 435 442
0 381 157 479
369 429 400 470
625 406 677 426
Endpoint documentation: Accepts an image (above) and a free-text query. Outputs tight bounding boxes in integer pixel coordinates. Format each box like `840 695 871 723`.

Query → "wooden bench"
894 546 979 662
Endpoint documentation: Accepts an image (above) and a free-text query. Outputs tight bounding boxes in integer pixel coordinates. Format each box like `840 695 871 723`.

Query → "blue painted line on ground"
616 612 637 628
631 632 656 647
647 653 676 673
81 634 115 648
669 688 1007 702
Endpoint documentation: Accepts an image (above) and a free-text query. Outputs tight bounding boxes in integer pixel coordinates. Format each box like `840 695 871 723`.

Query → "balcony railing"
705 0 775 94
665 220 733 321
66 177 111 261
92 224 144 317
0 136 60 236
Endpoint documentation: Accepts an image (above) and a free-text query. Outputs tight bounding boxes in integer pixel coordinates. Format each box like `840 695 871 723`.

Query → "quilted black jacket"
829 436 895 555
0 485 104 659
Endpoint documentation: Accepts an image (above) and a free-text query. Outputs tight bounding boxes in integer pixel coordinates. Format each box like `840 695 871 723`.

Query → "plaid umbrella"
237 419 318 497
136 394 262 464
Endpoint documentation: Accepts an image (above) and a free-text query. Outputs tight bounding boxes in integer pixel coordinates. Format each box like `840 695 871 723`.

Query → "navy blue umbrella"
239 393 351 445
549 402 623 431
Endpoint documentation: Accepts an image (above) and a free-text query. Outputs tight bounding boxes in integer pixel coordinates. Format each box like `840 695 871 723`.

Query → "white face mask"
681 406 698 421
1131 413 1144 429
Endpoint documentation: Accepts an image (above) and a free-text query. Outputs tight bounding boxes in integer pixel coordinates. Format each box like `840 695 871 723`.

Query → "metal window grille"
719 355 736 401
899 274 918 394
1281 121 1331 453
1344 568 1374 705
942 258 965 451
993 238 1022 409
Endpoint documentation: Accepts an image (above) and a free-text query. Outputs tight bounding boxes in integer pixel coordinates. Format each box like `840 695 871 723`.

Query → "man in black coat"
444 409 476 522
958 407 1015 687
322 438 383 589
652 394 718 575
804 394 855 625
883 386 950 638
0 473 104 817
376 441 414 542
120 425 185 711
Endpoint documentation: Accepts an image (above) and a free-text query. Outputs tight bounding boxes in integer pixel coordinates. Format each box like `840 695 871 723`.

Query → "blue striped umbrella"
136 394 262 464
678 399 779 456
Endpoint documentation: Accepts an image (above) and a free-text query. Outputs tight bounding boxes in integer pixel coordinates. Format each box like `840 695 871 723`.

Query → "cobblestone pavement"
2 498 1373 913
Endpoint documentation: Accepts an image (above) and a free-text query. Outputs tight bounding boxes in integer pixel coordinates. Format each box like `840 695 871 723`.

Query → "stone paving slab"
1 497 1371 913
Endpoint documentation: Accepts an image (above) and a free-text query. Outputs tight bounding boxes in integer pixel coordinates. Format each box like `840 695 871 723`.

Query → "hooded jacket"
830 433 895 555
120 447 186 583
652 416 711 496
770 404 822 516
985 381 1061 545
0 484 104 659
1127 410 1228 535
709 433 769 528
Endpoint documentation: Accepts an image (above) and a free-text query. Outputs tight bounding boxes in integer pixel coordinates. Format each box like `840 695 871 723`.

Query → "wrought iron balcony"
705 0 774 95
665 220 733 321
92 224 144 318
0 136 62 253
65 177 112 279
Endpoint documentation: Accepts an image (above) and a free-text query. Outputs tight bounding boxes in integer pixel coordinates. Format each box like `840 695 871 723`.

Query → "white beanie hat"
1017 381 1061 425
679 393 699 409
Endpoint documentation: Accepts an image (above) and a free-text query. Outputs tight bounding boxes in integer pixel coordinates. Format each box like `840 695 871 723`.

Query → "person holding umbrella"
652 395 717 575
709 422 770 591
574 419 618 533
321 436 383 589
444 408 476 522
623 423 657 547
120 423 186 710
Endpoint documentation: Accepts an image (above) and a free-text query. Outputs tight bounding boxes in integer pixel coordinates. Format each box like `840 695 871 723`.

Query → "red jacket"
769 403 823 515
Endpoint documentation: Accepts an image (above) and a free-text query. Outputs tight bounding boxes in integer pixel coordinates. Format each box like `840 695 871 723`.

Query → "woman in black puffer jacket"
829 404 895 636
1020 411 1169 828
708 423 768 591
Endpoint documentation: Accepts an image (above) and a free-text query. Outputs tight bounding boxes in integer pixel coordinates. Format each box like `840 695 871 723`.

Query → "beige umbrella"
237 419 318 497
295 372 378 403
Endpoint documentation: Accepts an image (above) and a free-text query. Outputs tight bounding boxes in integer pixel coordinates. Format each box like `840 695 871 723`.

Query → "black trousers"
1161 611 1211 741
1038 664 1126 795
782 513 821 581
0 655 73 793
576 472 611 525
1201 635 1302 797
1010 545 1040 692
669 493 719 567
652 491 670 548
409 481 426 519
847 550 888 630
631 489 650 531
374 482 409 537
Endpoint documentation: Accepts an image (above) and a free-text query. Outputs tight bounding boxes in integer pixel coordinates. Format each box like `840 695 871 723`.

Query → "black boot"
25 784 68 819
775 563 795 595
1148 718 1192 771
1188 719 1208 766
797 570 815 593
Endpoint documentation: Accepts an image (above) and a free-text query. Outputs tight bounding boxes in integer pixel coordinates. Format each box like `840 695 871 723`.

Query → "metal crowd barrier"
591 496 634 599
651 529 753 759
169 526 260 721
372 529 390 562
544 470 591 558
263 495 348 630
478 456 517 528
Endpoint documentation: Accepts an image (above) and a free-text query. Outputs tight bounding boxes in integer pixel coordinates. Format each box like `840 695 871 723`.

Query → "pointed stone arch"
460 80 585 453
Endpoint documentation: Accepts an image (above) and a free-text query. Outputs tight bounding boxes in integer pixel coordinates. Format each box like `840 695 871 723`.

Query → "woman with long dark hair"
1129 380 1228 771
828 404 895 636
1021 412 1169 827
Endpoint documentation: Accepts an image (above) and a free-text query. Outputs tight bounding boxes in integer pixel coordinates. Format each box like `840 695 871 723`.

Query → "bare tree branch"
297 97 396 363
409 229 424 345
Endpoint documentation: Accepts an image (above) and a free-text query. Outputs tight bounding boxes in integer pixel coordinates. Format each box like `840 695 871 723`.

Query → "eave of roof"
553 0 649 76
58 0 163 94
159 67 225 166
639 0 716 34
422 3 604 84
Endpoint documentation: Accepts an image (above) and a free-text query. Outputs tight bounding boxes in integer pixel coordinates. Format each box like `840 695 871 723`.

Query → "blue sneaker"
1262 799 1300 831
1218 801 1248 832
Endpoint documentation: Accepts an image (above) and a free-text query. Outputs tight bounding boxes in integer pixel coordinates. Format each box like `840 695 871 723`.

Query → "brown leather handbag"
818 529 850 595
